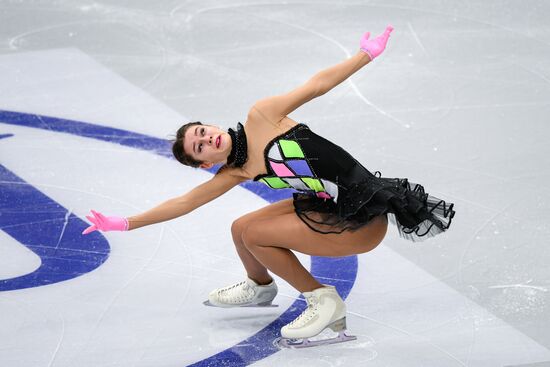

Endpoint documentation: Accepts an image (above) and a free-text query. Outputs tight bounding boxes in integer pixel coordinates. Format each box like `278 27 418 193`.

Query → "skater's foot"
278 285 356 348
205 277 278 308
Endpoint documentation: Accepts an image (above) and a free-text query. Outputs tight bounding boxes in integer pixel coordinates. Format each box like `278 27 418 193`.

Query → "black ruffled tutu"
293 167 456 242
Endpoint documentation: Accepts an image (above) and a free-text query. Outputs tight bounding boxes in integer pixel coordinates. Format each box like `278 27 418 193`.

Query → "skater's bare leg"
231 198 295 285
240 213 387 345
242 213 388 293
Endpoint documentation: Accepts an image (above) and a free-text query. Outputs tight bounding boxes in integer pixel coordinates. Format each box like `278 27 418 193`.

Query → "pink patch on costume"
316 192 332 199
270 161 294 177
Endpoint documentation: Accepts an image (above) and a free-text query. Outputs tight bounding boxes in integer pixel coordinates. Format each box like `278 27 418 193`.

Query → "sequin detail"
226 122 248 168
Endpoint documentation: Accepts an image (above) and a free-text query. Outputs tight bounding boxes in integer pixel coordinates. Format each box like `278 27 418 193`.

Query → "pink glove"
360 25 394 60
82 210 129 235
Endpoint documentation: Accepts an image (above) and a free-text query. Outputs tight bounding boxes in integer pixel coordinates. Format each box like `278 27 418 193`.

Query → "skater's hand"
359 25 394 61
82 210 129 234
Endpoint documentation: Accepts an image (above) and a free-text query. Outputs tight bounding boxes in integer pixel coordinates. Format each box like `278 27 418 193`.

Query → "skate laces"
290 295 319 327
218 280 255 303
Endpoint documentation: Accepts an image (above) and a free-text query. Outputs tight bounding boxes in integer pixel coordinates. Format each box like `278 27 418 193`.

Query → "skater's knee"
231 217 248 245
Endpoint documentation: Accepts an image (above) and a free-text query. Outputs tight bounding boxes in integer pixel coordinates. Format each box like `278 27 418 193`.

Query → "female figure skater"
83 25 455 348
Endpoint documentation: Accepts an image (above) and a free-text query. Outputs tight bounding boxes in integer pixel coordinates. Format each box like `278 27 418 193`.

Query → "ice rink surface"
1 1 550 366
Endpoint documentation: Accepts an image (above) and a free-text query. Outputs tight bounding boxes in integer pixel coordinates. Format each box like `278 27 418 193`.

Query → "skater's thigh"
232 198 295 232
245 213 388 257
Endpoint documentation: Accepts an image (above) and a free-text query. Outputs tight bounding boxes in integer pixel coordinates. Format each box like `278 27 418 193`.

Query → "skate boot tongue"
303 285 337 305
303 291 318 308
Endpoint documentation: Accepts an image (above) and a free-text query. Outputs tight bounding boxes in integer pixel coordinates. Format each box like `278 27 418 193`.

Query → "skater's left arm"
314 51 371 94
252 25 393 121
316 25 394 96
252 53 370 122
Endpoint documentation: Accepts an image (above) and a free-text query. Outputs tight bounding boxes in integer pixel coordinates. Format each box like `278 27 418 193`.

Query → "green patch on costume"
279 140 305 158
302 178 324 192
260 177 291 189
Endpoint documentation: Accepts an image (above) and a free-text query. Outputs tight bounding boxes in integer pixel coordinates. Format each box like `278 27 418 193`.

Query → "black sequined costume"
229 122 455 242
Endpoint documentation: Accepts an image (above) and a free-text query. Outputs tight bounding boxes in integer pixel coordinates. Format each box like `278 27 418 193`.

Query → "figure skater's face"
183 124 232 168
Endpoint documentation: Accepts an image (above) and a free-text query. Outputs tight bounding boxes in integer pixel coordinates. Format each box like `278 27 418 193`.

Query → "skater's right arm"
82 168 246 234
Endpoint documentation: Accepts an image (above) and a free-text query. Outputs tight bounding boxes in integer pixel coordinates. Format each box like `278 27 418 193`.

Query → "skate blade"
274 330 357 349
203 300 278 308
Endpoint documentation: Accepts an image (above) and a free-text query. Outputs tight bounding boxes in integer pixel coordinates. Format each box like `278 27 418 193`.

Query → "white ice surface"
1 1 550 365
1 48 548 367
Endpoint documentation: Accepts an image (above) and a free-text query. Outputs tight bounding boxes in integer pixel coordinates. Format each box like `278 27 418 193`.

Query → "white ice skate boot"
203 277 278 308
276 285 356 348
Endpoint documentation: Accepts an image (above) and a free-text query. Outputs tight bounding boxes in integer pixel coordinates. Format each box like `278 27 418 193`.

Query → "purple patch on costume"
286 160 312 176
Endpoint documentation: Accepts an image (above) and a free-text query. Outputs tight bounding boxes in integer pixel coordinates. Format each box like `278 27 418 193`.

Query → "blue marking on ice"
0 164 111 291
